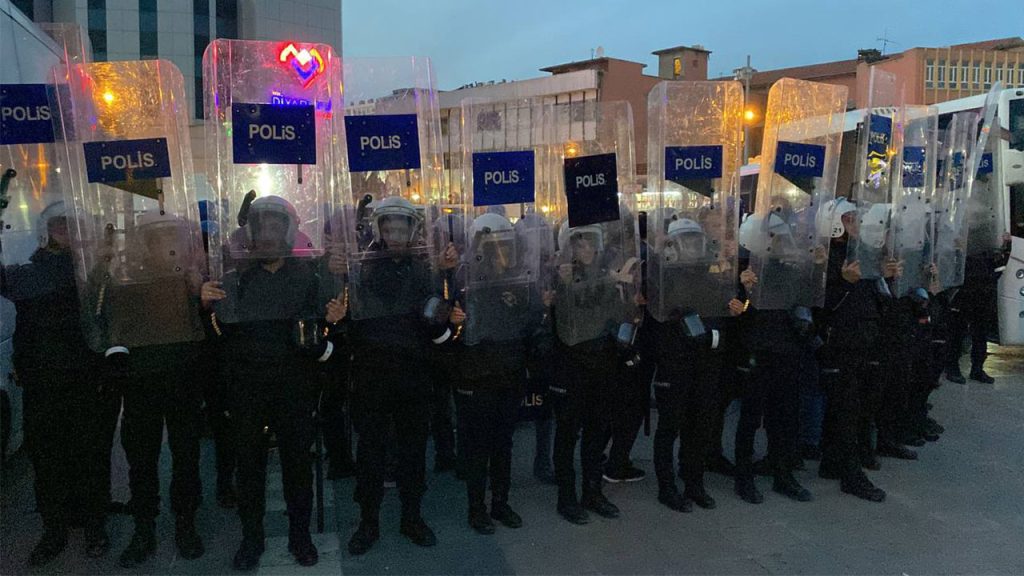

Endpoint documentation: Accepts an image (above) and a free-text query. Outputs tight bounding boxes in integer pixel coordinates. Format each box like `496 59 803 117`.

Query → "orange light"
564 141 580 158
744 108 756 122
103 91 115 104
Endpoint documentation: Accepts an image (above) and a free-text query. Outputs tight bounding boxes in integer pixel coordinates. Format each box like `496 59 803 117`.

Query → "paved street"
2 346 1022 575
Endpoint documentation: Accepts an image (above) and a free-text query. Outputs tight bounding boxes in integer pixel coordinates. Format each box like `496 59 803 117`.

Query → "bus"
738 87 1024 345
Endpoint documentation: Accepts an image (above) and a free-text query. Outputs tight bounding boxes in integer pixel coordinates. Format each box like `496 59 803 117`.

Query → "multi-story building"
13 0 342 172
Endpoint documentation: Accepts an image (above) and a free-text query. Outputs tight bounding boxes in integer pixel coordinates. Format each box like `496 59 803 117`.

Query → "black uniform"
453 282 549 528
945 249 1008 380
346 255 448 543
2 248 119 557
550 260 632 520
214 258 332 551
817 240 887 500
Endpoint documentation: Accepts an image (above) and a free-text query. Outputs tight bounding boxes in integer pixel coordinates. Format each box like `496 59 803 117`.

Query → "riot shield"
891 105 939 297
341 57 443 321
1 24 87 281
746 78 847 311
847 69 902 280
966 84 1005 256
646 80 743 321
48 59 205 352
202 38 344 323
458 98 550 345
547 100 640 347
935 112 978 291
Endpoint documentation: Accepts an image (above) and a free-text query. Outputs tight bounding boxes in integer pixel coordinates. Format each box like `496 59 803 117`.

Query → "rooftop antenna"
877 29 899 55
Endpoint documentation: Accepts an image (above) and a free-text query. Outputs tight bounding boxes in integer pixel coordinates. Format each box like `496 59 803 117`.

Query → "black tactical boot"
175 514 205 560
83 517 110 558
490 495 523 529
468 485 494 534
772 471 813 502
684 482 717 510
347 520 380 556
400 501 436 547
556 484 589 525
581 481 620 519
119 518 157 568
287 530 318 567
657 483 693 513
232 537 265 571
841 471 886 502
733 475 764 504
28 525 67 567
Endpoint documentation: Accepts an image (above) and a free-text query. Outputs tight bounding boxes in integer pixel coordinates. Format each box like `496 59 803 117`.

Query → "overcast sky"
343 0 1024 89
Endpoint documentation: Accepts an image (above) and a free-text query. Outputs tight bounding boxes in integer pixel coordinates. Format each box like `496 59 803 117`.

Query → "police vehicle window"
1009 97 1024 151
1011 183 1024 239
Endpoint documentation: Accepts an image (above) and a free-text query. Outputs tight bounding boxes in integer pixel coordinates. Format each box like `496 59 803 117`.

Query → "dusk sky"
343 0 1024 90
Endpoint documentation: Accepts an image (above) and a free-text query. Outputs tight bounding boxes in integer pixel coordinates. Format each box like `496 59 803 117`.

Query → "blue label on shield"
977 152 993 175
84 138 171 183
344 114 421 172
901 146 926 188
867 114 892 159
564 153 619 228
0 84 54 145
232 103 316 165
472 150 534 207
665 145 722 182
775 141 826 179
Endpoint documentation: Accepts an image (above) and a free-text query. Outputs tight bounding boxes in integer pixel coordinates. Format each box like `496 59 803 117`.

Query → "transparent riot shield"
890 106 939 297
935 112 978 291
646 80 743 322
341 57 443 321
847 69 902 279
746 78 848 311
966 84 1005 256
202 38 344 323
48 59 205 352
546 100 640 347
1 24 87 286
458 98 550 345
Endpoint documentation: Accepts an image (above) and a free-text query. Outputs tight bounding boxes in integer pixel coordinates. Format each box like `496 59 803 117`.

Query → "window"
984 65 992 88
961 63 969 88
1017 64 1024 86
949 63 958 85
973 63 981 86
997 66 1005 84
12 0 33 18
673 58 682 78
216 0 238 40
937 60 945 87
925 59 934 87
194 0 211 119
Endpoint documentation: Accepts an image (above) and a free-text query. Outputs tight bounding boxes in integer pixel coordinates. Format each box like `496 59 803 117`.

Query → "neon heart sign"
279 43 324 88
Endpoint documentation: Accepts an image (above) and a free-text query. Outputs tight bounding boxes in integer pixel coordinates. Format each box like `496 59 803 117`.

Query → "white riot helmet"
246 195 299 250
370 196 422 249
469 212 517 274
859 202 892 249
558 221 605 255
739 212 791 256
815 197 857 239
663 218 706 264
36 201 68 248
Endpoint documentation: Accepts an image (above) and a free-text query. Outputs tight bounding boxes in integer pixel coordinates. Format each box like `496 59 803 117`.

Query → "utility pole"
733 55 755 163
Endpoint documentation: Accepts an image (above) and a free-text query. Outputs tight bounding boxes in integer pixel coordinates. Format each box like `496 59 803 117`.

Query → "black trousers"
22 369 120 531
734 351 807 474
429 364 457 462
604 360 651 470
946 283 993 372
551 351 617 498
653 356 718 492
321 369 353 470
227 364 317 541
454 386 519 508
820 352 881 479
120 371 202 521
350 374 430 517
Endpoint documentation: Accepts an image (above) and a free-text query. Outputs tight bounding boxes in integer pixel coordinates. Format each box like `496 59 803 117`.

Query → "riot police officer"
201 196 344 570
452 213 552 533
816 198 888 502
343 196 459 555
1 201 120 566
105 212 207 568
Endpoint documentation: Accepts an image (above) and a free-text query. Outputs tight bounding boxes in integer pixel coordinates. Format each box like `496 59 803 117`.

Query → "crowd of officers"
1 192 1009 572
